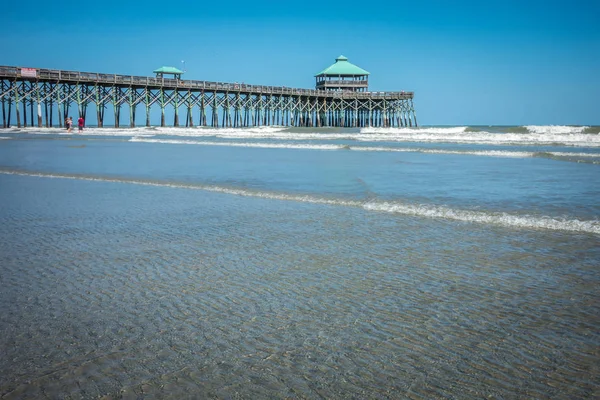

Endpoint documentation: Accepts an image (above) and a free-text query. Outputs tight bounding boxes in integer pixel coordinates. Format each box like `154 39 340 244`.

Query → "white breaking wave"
5 125 600 147
0 137 10 140
419 149 600 158
363 202 599 235
129 138 342 150
146 126 600 147
2 125 288 137
525 125 590 134
363 125 593 135
129 138 600 159
358 127 600 147
1 126 158 137
362 126 470 134
151 126 289 137
2 169 598 235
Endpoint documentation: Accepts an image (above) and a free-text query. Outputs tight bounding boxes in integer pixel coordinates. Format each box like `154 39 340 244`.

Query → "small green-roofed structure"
315 56 370 92
153 66 184 80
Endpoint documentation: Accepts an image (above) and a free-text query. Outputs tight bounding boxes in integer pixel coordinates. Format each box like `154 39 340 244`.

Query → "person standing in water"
78 116 84 132
66 116 73 133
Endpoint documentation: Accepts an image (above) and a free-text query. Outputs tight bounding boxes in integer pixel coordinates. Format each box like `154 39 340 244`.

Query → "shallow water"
0 126 599 399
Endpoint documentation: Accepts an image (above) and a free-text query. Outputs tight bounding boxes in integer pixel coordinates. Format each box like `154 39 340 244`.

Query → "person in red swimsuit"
78 117 84 132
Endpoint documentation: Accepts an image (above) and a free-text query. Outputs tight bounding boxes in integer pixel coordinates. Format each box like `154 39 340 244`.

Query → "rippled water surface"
0 126 599 399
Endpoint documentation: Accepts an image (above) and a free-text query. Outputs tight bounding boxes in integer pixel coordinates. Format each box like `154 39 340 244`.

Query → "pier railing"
0 65 413 100
317 80 369 87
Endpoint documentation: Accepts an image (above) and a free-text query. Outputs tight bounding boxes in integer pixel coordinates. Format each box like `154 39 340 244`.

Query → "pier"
0 63 417 129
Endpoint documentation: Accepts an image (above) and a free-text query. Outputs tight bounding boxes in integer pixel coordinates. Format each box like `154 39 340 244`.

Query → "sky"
2 0 599 125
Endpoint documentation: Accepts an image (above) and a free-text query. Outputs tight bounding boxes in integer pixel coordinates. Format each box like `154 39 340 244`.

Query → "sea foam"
2 169 598 235
5 125 600 147
128 138 600 159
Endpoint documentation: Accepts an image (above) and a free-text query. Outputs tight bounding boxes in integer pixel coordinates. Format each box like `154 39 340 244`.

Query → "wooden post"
22 88 27 127
37 97 42 128
95 85 102 128
160 88 165 127
411 100 418 127
44 97 49 127
98 100 104 127
15 82 21 128
7 98 11 127
81 85 88 124
76 85 82 127
187 91 194 127
29 97 34 127
49 83 54 127
1 95 5 128
200 94 206 126
113 87 121 128
63 85 71 127
129 88 135 128
145 89 151 127
173 88 179 127
221 95 226 127
114 104 120 128
1 84 6 128
212 92 218 127
316 98 321 128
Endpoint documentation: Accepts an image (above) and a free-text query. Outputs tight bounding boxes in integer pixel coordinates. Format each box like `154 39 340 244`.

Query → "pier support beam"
112 87 121 128
15 82 21 128
173 88 179 127
36 85 42 127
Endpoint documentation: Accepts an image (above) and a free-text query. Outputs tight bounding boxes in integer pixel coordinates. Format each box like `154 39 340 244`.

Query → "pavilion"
315 56 370 92
153 66 184 80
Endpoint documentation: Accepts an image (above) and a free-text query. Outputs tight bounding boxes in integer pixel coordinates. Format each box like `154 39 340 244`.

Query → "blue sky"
2 0 599 125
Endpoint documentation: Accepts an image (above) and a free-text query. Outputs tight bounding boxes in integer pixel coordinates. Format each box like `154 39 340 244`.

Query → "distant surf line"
5 125 600 147
2 169 598 235
128 138 600 161
6 124 599 134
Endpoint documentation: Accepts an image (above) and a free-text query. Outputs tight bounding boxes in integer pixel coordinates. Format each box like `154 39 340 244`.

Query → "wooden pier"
0 65 417 129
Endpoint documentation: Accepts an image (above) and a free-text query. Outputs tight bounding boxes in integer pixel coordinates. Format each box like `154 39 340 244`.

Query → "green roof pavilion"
153 66 184 80
315 56 370 92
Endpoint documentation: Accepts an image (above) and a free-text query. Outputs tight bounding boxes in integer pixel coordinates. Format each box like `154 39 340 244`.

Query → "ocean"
0 125 599 399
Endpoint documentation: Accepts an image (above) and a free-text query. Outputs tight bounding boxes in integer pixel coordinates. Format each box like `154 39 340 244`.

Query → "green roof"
315 55 370 76
153 66 184 74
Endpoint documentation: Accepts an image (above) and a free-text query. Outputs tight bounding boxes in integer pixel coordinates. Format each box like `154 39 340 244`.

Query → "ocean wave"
1 126 157 137
362 201 599 235
504 126 530 134
355 128 600 147
158 126 289 137
5 125 600 147
2 169 598 235
129 138 600 160
361 126 469 134
525 125 591 134
0 125 288 137
532 152 600 164
130 138 532 156
130 138 342 150
583 126 600 134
